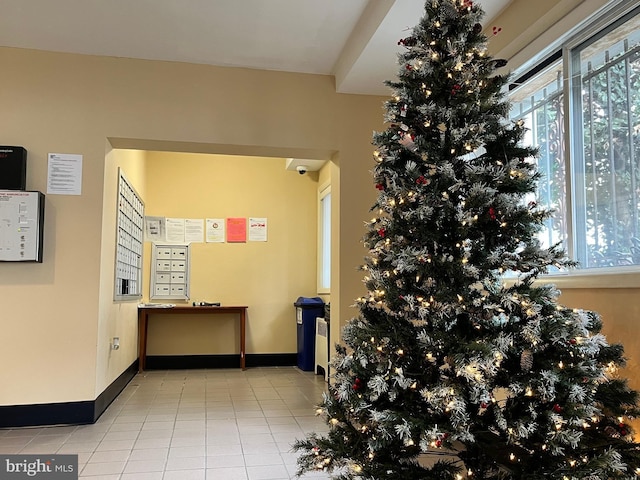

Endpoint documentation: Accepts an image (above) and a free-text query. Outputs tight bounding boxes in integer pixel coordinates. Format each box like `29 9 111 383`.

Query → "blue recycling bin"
294 297 325 371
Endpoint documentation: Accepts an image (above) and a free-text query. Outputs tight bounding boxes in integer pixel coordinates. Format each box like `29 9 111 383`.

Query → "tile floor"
0 367 332 479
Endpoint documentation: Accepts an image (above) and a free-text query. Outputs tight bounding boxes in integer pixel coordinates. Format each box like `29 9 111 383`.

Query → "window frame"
507 0 640 288
317 182 331 294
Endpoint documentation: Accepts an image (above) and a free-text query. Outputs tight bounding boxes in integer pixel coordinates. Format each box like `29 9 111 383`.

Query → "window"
510 58 566 252
572 12 640 268
509 4 640 273
318 184 331 292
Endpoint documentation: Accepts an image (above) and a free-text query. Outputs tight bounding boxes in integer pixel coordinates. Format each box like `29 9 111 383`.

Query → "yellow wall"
558 289 640 388
489 0 610 71
0 46 384 407
558 287 640 433
141 152 318 356
97 148 147 395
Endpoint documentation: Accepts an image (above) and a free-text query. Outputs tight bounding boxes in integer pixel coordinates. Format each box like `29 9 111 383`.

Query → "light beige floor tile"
240 433 275 445
246 464 289 480
237 417 269 427
206 466 248 480
244 453 286 467
95 439 136 451
141 421 174 431
165 455 206 470
57 441 100 454
242 443 281 455
170 435 206 447
78 474 121 480
169 445 206 458
206 444 244 456
206 454 245 468
238 425 272 435
107 422 143 432
123 459 165 473
134 437 171 449
120 472 163 480
137 429 173 440
164 469 206 480
88 449 130 463
80 461 126 476
101 430 140 441
129 448 169 461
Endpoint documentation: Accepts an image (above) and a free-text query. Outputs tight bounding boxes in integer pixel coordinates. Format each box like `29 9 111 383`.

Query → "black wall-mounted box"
0 146 27 190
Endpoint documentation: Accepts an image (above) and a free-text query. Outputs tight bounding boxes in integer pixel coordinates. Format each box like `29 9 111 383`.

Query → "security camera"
296 165 308 175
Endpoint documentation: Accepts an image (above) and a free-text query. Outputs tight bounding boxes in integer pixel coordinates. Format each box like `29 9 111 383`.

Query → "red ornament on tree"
398 37 416 47
416 175 428 185
375 183 385 191
552 404 562 413
378 228 386 238
488 207 497 220
352 378 363 391
451 84 462 95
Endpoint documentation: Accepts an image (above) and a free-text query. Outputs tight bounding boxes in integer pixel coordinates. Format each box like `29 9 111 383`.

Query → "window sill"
505 268 640 289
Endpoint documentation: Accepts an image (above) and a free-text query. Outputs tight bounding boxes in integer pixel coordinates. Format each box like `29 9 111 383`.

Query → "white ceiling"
0 0 512 96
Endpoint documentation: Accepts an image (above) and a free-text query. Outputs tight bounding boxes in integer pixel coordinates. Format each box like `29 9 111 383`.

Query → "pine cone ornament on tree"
520 350 533 371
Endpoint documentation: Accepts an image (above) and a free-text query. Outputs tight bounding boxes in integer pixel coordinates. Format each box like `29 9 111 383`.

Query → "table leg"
240 309 246 370
138 311 148 373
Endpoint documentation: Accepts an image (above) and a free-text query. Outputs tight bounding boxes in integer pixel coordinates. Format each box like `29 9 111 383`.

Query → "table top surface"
139 305 247 311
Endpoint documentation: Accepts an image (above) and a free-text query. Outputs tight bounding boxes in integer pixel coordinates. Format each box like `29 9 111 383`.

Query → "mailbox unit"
151 244 190 300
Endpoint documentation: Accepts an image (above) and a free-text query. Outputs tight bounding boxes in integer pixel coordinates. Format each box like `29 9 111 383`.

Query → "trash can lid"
294 296 324 307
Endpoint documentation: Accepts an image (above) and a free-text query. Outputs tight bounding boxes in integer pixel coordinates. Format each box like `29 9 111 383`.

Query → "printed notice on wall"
226 217 246 243
206 218 225 243
166 218 186 243
248 217 268 242
47 153 83 195
185 218 204 243
145 216 166 242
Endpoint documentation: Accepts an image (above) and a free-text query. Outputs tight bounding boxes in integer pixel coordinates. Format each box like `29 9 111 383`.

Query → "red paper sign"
226 217 247 243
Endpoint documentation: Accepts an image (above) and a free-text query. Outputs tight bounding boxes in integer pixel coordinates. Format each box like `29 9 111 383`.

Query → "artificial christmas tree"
294 0 640 479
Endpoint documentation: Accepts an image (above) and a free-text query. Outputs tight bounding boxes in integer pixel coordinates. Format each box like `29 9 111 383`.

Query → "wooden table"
137 305 248 372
